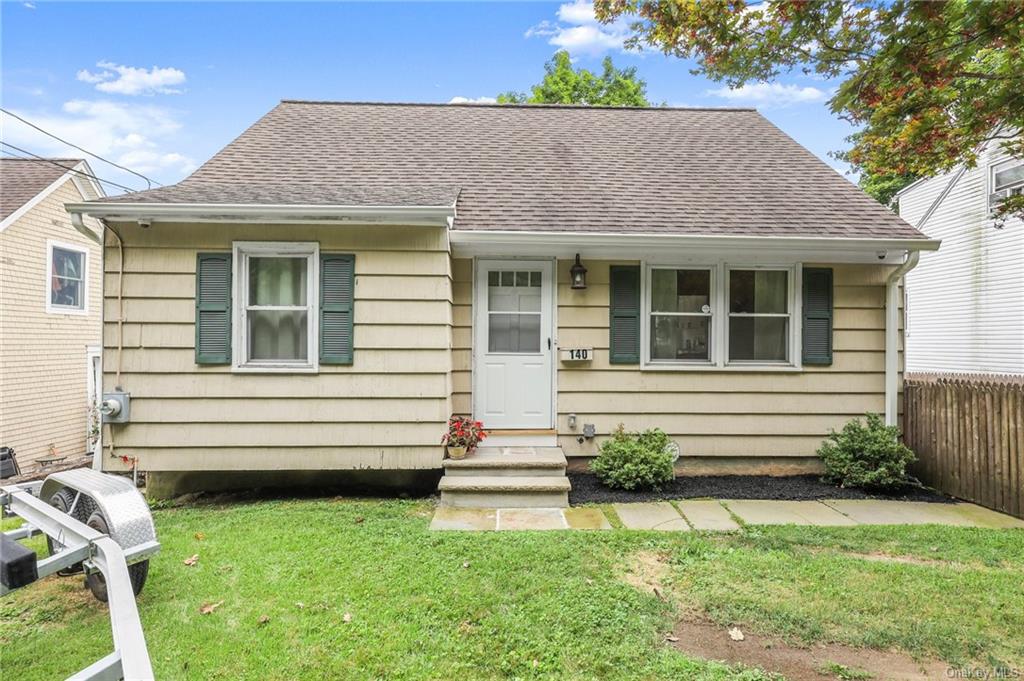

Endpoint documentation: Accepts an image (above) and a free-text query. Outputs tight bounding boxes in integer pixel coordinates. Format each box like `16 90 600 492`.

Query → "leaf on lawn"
184 554 199 566
664 634 679 642
199 600 224 615
728 627 744 641
194 532 206 541
462 561 470 569
343 612 352 623
585 578 594 586
258 614 270 625
354 516 365 524
295 602 305 609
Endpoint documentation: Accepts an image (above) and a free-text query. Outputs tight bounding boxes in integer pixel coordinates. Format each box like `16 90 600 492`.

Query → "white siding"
900 145 1024 375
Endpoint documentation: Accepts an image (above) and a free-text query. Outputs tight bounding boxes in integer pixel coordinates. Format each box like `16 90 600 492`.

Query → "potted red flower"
442 416 487 459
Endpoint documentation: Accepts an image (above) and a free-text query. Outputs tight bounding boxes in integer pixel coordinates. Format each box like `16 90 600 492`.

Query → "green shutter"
802 267 833 365
320 254 355 365
609 265 641 364
195 253 232 364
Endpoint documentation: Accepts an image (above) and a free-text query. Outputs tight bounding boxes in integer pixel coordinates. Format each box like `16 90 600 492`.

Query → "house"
65 101 939 500
897 144 1024 375
1 158 105 472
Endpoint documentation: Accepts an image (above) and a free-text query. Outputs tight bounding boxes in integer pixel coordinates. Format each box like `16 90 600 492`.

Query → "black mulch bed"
568 472 954 505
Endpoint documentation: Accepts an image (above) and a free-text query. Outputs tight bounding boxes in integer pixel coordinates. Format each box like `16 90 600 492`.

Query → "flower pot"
446 446 468 460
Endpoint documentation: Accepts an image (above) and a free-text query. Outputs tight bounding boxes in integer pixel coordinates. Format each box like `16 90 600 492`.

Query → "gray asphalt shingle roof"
99 101 925 240
1 158 82 221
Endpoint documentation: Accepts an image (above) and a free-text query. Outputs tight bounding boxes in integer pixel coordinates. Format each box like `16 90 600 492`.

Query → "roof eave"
449 229 940 264
64 201 457 227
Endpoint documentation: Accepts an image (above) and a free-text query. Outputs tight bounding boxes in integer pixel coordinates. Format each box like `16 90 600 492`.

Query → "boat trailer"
1 468 160 680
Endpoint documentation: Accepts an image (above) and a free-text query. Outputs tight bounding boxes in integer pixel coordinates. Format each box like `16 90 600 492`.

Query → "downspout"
884 164 966 427
885 251 919 426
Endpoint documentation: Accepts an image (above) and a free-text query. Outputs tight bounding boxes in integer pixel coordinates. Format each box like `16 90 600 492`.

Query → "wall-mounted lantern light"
570 253 588 290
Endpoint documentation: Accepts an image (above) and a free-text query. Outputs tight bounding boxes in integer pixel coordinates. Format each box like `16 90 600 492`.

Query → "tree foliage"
498 50 651 106
594 0 1024 219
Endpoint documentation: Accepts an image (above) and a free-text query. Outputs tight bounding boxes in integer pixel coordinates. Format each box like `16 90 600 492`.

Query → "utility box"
101 391 131 424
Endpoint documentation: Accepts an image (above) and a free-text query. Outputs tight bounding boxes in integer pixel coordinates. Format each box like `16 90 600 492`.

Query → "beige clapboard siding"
107 372 450 398
450 258 899 458
101 222 452 472
0 179 102 468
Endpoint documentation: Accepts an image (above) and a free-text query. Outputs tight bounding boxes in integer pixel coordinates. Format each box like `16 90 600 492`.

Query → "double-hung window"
727 268 791 364
233 242 318 371
642 263 797 369
649 267 713 363
992 159 1024 195
46 240 88 314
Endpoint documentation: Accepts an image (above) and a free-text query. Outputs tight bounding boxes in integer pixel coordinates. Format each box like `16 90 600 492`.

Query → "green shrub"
818 413 917 490
590 425 675 491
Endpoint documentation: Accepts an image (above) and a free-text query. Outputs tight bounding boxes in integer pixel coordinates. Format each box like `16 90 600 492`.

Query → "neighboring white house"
898 144 1024 375
0 158 105 472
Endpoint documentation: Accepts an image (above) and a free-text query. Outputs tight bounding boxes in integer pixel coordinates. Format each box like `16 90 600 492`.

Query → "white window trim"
45 239 89 316
640 261 802 372
991 158 1024 194
231 241 319 374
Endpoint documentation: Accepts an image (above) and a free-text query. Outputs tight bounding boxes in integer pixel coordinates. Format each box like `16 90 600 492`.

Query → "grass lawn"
2 496 1022 679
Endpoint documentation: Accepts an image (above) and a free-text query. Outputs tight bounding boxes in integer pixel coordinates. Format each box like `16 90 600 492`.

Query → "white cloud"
23 2 36 8
77 61 186 96
525 1 631 57
0 99 196 190
705 82 829 108
448 96 497 105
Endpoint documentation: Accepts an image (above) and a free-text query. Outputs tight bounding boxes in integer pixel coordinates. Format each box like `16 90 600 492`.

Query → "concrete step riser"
444 466 566 478
440 490 570 509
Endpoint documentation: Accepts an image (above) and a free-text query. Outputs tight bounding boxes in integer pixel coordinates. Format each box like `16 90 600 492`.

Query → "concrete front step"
438 475 571 508
443 447 566 477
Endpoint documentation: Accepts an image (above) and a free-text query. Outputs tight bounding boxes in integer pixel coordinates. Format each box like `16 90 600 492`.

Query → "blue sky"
1 1 857 194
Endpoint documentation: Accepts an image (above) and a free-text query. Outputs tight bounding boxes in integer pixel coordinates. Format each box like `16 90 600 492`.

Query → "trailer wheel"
46 488 92 575
83 510 150 602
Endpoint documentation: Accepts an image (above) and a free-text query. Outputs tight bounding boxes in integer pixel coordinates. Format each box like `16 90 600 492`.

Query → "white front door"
473 259 554 429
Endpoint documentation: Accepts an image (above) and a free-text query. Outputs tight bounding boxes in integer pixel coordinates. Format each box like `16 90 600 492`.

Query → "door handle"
547 338 552 350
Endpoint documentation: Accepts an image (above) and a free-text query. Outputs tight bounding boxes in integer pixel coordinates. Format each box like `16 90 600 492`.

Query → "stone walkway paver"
823 500 1024 528
614 502 690 531
498 508 566 531
676 500 741 531
564 507 613 530
724 500 857 526
429 499 1024 532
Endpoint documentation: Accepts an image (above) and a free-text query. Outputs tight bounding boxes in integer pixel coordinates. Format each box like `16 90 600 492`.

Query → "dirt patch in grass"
622 550 673 601
670 619 951 680
620 551 953 680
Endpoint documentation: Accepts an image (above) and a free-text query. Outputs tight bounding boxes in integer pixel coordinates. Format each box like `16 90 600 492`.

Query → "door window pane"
50 247 85 309
249 257 307 306
651 269 710 313
728 317 788 362
488 313 540 353
730 270 787 314
651 316 710 361
248 310 308 361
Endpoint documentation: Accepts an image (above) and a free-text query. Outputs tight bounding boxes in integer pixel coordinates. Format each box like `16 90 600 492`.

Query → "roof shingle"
99 101 924 240
1 158 82 221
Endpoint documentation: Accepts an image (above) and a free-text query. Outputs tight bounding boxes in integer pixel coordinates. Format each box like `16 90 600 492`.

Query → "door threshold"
483 430 558 448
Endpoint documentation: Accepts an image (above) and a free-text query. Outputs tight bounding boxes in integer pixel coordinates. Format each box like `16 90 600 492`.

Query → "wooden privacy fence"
903 373 1024 519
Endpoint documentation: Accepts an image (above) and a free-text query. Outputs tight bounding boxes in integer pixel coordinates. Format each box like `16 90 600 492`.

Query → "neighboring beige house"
66 102 939 500
1 158 105 473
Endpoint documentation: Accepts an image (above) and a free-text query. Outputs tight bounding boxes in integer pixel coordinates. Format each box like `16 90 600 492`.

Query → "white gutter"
65 202 457 226
885 251 920 426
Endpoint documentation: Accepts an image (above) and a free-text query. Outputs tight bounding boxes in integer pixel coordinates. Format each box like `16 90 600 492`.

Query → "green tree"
594 0 1024 219
498 50 651 106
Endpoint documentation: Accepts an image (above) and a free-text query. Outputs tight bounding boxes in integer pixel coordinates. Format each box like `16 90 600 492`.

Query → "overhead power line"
1 142 141 194
0 107 161 189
